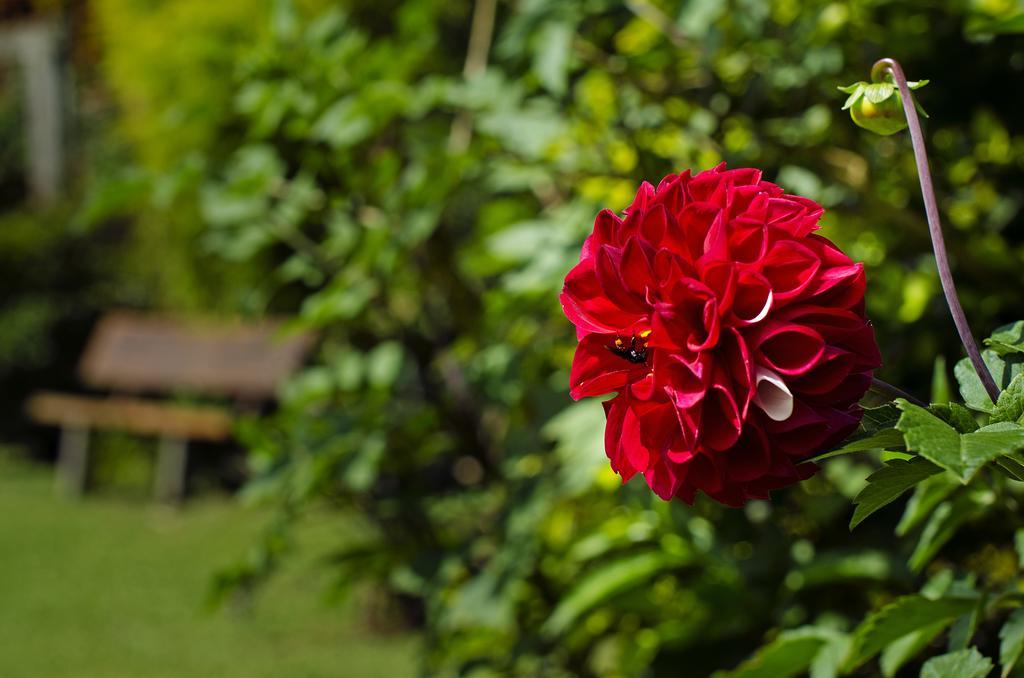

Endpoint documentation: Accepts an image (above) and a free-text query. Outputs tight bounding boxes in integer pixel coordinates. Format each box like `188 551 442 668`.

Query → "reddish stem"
871 58 1000 404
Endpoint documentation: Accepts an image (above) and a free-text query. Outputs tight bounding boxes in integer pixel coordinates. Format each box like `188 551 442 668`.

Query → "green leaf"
838 82 866 110
311 97 373 149
948 591 987 652
896 401 1024 482
920 647 993 678
999 608 1024 677
995 454 1024 481
810 634 852 678
956 349 1024 412
863 82 896 104
863 403 903 431
729 627 837 678
542 551 678 637
847 595 977 668
811 428 905 463
808 404 903 463
909 493 989 572
795 550 896 587
929 403 979 433
533 21 574 95
850 457 942 529
992 374 1024 424
932 355 951 403
986 321 1024 355
880 620 953 678
896 472 959 536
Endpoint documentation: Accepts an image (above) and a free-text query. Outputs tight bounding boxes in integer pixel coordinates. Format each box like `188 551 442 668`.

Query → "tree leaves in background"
879 620 951 678
896 471 959 536
726 627 839 678
908 492 990 572
541 551 683 637
999 608 1024 678
846 595 977 669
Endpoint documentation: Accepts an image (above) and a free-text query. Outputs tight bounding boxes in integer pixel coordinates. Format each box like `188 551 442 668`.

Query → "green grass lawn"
0 457 419 677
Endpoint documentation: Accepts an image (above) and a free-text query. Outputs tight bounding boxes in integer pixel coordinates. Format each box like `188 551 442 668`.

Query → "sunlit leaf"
850 457 942 530
920 647 992 678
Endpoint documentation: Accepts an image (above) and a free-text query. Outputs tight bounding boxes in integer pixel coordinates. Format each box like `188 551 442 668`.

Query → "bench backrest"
78 312 314 399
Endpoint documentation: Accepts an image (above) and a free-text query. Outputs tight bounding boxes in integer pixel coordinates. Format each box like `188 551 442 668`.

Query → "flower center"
609 330 650 365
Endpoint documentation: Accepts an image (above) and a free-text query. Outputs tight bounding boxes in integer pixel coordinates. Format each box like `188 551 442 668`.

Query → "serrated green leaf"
1000 608 1024 677
863 403 903 431
730 627 837 678
542 551 678 637
880 620 952 678
963 422 1024 469
987 321 1024 355
929 403 979 433
956 350 1024 412
864 82 896 104
847 595 977 668
907 79 930 90
993 374 1024 424
811 428 906 463
920 647 993 678
896 472 959 536
896 401 1024 482
850 457 942 529
995 454 1024 481
809 404 903 463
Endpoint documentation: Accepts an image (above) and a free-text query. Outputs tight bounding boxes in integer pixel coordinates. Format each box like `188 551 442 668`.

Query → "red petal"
603 397 636 482
569 334 645 400
752 322 826 376
701 377 743 451
731 270 773 325
726 425 771 482
760 240 821 302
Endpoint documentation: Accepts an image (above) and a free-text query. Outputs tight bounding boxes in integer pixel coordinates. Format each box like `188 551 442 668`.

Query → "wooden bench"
27 311 314 502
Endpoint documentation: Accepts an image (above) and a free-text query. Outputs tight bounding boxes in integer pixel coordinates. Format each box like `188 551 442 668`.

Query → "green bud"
837 79 928 135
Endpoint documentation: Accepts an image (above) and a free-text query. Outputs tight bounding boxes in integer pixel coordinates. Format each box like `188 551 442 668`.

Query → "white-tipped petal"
753 366 793 422
747 288 773 324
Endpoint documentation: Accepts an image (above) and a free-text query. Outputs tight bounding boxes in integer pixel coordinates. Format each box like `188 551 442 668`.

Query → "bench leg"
55 426 89 498
154 437 188 504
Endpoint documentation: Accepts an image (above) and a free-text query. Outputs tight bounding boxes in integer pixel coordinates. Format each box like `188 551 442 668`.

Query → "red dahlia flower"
561 164 881 506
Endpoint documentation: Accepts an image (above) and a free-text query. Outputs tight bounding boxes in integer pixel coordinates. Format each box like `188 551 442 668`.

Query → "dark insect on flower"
560 164 882 506
608 332 650 365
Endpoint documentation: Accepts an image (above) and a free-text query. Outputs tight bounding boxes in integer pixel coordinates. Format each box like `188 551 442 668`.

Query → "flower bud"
838 79 928 136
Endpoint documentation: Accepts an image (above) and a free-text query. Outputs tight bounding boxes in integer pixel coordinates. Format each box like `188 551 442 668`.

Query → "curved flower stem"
871 58 1000 404
870 377 927 408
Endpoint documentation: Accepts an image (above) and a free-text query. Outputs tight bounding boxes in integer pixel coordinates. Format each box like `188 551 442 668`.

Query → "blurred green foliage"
44 0 1024 674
